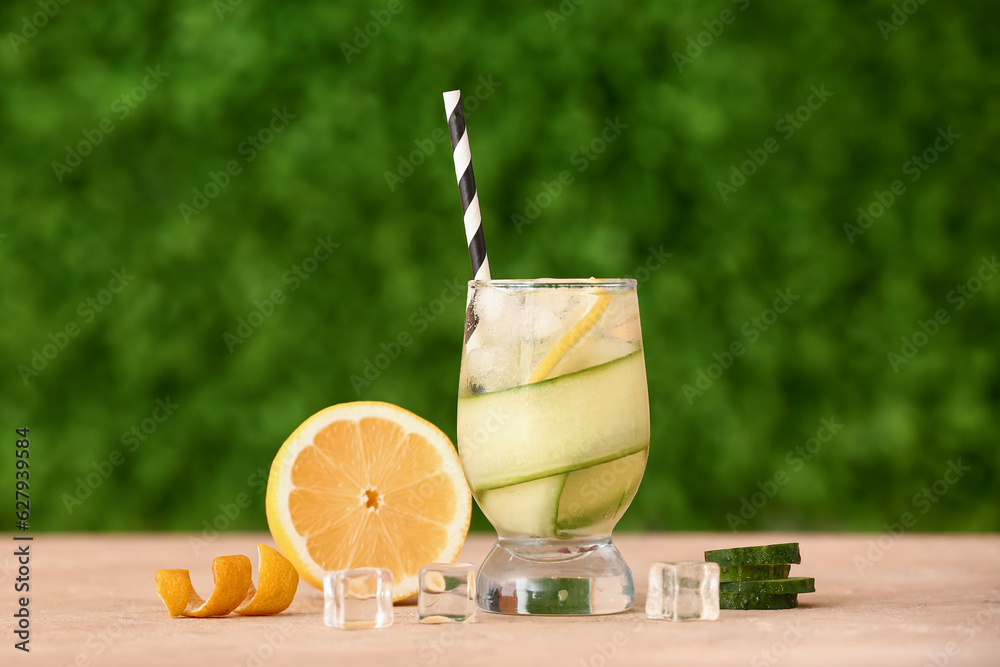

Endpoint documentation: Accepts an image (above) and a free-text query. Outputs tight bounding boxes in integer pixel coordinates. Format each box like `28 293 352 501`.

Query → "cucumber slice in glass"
477 449 647 538
518 578 593 614
556 450 647 534
459 352 649 491
478 473 566 537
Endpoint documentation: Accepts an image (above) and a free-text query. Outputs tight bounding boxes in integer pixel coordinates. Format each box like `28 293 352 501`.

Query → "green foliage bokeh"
1 0 997 533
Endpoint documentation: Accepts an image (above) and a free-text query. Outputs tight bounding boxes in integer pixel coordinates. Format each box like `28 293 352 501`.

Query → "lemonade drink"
457 279 649 542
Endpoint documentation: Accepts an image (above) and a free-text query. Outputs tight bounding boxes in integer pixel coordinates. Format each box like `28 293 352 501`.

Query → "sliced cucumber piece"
556 450 647 533
719 563 791 582
517 578 593 615
720 577 815 594
477 473 566 537
705 543 801 566
720 592 798 610
478 449 647 538
458 352 649 491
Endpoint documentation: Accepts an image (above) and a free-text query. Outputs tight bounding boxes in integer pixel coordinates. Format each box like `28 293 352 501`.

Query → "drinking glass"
457 279 649 614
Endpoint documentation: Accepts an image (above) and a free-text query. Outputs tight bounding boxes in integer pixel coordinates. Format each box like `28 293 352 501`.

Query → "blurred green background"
1 0 997 533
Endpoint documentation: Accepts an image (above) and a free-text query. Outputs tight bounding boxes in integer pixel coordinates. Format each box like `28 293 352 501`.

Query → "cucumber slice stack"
705 543 814 610
719 563 791 581
706 542 801 566
719 592 799 610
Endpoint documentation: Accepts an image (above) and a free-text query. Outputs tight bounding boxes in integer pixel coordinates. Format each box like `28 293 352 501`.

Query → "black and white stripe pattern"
443 90 490 281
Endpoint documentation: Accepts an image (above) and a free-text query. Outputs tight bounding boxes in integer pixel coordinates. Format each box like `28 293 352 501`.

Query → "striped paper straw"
443 90 491 281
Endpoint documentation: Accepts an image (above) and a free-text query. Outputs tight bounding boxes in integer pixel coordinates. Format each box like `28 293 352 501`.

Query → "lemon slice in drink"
529 288 612 382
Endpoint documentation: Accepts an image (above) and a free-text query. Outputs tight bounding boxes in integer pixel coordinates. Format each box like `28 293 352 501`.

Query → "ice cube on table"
646 561 720 621
324 568 393 629
418 563 476 623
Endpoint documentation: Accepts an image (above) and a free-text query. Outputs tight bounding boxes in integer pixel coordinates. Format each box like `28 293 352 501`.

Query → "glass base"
476 536 634 615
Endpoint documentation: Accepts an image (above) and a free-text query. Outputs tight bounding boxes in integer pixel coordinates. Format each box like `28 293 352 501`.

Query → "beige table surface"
5 532 1000 666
